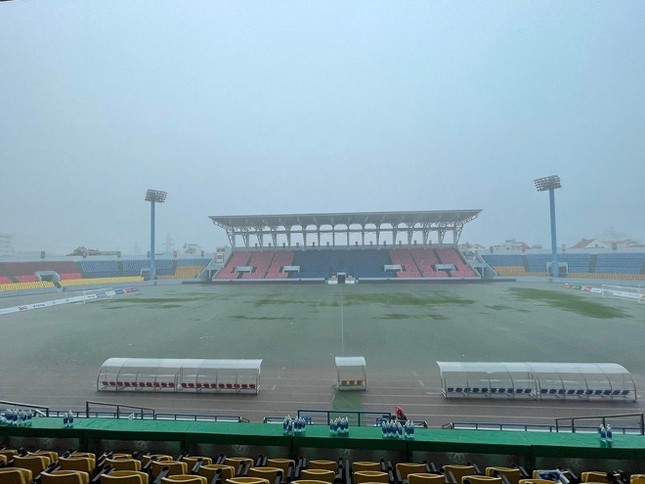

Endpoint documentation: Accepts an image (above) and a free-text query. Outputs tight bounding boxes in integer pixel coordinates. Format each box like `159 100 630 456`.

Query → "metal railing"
555 412 645 434
444 414 645 434
85 401 156 419
154 413 249 423
0 400 49 417
264 416 312 424
444 421 557 432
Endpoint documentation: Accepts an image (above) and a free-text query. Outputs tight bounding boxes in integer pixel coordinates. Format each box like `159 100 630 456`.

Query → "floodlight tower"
145 189 167 282
534 175 561 279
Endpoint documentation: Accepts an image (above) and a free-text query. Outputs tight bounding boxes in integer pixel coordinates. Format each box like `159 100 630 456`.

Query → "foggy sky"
2 1 644 255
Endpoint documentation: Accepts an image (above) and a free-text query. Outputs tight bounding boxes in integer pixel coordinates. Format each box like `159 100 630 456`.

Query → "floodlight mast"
145 189 167 282
534 175 561 279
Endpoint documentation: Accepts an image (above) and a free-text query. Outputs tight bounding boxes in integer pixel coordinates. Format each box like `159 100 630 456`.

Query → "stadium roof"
210 209 482 248
210 210 480 229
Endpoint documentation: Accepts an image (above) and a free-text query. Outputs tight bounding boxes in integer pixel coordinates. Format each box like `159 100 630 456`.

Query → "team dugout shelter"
438 361 637 401
97 358 262 394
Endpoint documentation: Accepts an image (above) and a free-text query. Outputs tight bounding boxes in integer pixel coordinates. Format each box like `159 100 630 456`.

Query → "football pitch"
1 280 644 427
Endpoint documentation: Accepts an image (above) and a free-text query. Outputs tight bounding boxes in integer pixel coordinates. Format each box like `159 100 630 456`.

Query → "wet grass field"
1 280 644 425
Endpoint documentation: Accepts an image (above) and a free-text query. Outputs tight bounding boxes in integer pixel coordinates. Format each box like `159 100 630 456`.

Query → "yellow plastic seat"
353 470 389 484
442 466 477 484
486 468 521 484
101 471 150 484
110 453 134 460
160 476 208 484
226 478 271 484
182 456 213 471
353 462 382 473
32 450 59 462
409 473 447 484
519 480 555 484
150 460 188 479
581 473 611 484
0 467 33 484
267 458 296 482
40 470 90 484
397 464 429 481
198 464 237 482
355 482 392 484
141 454 174 468
248 466 283 483
224 457 255 476
631 475 645 484
59 456 96 473
291 481 331 484
105 458 142 471
300 469 336 483
462 476 502 484
70 452 97 460
0 449 19 461
308 460 338 472
13 454 52 476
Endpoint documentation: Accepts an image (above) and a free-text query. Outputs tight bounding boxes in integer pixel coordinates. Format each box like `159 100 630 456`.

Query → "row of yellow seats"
7 452 96 474
7 450 643 484
579 472 645 484
106 455 292 482
0 281 55 291
60 276 143 286
0 468 93 484
97 471 275 484
492 266 528 276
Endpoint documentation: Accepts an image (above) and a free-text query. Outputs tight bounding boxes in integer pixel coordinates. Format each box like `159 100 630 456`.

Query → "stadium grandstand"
210 210 482 281
3 209 645 481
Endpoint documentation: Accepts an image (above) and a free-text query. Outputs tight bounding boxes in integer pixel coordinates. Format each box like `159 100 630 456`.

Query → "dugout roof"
437 361 637 401
210 209 481 248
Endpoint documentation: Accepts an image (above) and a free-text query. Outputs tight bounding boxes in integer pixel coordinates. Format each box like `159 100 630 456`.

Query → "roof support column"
269 226 278 248
453 224 464 244
254 226 264 248
226 228 236 248
437 227 447 246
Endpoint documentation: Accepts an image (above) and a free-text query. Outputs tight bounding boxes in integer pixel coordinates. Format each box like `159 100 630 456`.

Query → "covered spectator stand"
438 361 637 401
335 356 367 390
97 358 262 394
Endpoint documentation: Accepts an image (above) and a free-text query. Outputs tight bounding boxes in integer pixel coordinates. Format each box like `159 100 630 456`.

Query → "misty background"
1 1 644 255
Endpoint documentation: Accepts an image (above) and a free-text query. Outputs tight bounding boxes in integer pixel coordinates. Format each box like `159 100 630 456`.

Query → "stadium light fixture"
145 189 168 203
533 175 561 279
145 189 167 282
534 175 562 192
